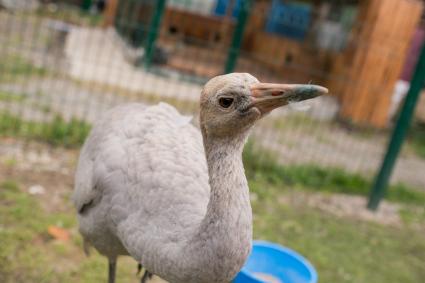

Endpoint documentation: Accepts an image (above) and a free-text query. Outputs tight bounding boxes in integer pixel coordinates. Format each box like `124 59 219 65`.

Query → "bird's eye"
218 97 234 108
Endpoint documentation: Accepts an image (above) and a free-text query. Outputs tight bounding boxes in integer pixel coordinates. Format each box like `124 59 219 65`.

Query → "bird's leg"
137 262 152 283
108 259 117 283
140 270 153 283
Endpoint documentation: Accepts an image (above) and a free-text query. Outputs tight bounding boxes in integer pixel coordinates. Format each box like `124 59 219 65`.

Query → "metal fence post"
81 0 92 11
367 42 425 211
144 0 167 69
224 0 253 74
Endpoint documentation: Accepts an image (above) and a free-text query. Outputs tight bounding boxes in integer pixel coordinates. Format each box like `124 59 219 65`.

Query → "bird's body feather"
73 103 211 277
72 73 327 283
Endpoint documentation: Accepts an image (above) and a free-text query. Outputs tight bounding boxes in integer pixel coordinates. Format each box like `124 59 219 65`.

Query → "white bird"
72 73 327 283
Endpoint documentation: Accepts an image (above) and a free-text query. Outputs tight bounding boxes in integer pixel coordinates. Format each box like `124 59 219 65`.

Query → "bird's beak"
249 83 328 115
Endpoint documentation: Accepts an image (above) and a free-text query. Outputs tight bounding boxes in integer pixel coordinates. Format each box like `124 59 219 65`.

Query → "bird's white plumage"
73 73 326 283
73 103 210 264
73 73 310 283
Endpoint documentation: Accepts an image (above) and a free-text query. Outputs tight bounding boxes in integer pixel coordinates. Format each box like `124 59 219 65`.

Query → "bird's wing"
73 103 210 264
72 103 135 213
72 131 100 213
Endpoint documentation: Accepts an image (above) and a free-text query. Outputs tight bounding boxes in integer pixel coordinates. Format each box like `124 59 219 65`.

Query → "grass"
1 171 424 283
243 145 425 283
0 111 422 204
251 195 425 283
0 129 423 282
243 142 425 205
0 180 138 283
399 206 425 225
270 112 326 131
0 55 48 83
0 112 91 148
0 90 28 102
3 157 17 168
407 122 425 159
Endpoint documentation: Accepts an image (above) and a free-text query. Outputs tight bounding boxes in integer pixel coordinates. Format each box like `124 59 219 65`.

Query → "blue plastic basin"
233 241 317 283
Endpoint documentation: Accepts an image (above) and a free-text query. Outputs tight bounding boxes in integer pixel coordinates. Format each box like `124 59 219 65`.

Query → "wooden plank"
160 7 235 46
103 0 119 27
337 0 373 116
369 0 423 126
338 0 423 127
248 31 327 83
341 0 383 123
352 0 395 124
365 0 404 124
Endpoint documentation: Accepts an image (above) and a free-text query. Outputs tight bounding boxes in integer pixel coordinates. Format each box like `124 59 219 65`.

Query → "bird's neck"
184 134 253 281
204 136 252 231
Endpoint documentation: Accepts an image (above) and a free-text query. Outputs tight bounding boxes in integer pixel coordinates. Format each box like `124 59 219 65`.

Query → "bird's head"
200 73 328 140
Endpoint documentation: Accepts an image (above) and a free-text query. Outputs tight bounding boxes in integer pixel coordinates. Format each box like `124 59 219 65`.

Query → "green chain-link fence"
2 0 423 197
1 0 425 282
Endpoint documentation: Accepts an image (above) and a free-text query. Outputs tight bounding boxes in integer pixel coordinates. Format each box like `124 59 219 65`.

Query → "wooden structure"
242 0 423 127
242 31 327 83
327 0 423 127
161 8 235 46
104 0 423 128
240 0 328 83
158 7 236 77
103 0 119 27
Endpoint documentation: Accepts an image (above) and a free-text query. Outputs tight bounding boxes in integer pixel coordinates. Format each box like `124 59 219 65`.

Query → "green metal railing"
144 0 167 68
367 43 425 210
224 0 253 74
81 0 92 11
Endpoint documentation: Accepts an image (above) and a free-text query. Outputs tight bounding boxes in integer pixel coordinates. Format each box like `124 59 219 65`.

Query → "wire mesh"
0 0 424 192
